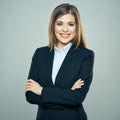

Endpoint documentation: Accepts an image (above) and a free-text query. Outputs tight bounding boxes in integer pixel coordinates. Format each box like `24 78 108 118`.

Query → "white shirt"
52 43 72 84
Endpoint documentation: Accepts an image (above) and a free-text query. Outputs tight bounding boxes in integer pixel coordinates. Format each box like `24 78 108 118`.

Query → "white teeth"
60 33 70 37
62 34 69 37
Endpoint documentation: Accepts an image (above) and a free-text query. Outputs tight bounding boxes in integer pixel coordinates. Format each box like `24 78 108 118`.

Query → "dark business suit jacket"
25 45 94 120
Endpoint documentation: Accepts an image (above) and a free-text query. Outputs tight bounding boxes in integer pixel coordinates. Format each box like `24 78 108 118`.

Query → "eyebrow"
56 21 75 23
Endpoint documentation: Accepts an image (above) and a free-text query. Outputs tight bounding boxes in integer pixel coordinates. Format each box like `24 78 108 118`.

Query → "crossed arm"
25 78 84 95
25 49 94 106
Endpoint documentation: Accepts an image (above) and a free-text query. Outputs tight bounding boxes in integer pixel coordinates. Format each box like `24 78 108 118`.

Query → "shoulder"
34 46 51 55
35 46 50 53
76 47 94 58
33 46 50 58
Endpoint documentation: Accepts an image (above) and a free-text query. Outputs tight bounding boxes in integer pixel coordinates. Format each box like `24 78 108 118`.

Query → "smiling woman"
25 3 94 120
48 3 87 50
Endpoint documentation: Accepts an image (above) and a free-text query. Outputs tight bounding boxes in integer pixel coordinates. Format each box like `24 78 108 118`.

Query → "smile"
60 33 71 38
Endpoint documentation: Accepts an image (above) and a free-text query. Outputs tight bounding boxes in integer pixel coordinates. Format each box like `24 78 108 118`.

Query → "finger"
25 82 33 91
73 85 81 90
71 82 84 90
78 79 84 83
71 85 81 90
76 79 84 83
78 78 84 82
78 82 84 85
73 82 84 88
76 86 82 89
77 82 84 87
77 80 84 84
74 80 84 86
26 79 35 83
25 84 32 89
25 88 31 92
25 85 30 90
26 82 32 86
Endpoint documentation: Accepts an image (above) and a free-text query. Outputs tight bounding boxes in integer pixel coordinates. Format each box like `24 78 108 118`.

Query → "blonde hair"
48 3 86 50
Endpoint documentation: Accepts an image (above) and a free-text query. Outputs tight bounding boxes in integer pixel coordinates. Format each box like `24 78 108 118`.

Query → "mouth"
60 33 71 38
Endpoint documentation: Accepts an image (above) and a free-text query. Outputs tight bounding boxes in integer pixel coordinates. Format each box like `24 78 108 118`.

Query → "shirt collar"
54 42 72 54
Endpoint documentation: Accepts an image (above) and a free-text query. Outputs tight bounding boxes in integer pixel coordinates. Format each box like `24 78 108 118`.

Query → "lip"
60 33 71 38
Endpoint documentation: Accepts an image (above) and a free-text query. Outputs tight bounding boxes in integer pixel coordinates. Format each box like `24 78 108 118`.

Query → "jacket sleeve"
41 51 94 106
25 49 42 105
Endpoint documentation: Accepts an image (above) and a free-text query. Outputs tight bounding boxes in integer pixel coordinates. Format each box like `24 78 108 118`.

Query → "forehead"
56 14 75 22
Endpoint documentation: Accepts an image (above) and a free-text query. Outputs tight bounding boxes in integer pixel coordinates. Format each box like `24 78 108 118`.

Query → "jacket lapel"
41 48 54 86
54 46 76 86
48 48 55 86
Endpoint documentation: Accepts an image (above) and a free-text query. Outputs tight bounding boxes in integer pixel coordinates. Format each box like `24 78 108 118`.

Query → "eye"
56 22 63 26
68 23 75 27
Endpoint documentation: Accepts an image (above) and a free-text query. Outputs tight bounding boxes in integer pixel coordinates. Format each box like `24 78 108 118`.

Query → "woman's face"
54 14 76 49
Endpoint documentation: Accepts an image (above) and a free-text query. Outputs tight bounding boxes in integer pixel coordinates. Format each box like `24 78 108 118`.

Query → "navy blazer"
25 45 94 120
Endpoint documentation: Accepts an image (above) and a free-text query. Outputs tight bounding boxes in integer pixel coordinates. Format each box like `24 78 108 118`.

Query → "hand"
71 79 84 90
25 79 43 95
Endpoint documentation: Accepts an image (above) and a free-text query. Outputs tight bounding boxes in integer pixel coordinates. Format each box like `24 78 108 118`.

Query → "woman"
25 3 94 120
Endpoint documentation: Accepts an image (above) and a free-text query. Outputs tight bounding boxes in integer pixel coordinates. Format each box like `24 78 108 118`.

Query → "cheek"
69 26 76 33
71 28 76 36
54 25 60 33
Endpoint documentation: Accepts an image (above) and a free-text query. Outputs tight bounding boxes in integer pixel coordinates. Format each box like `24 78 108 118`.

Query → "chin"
61 41 72 46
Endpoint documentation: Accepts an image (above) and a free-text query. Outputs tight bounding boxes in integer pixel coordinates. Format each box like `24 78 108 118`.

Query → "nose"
62 24 68 32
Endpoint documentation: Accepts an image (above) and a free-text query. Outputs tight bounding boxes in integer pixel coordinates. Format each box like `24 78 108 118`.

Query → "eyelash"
57 23 63 26
68 23 74 26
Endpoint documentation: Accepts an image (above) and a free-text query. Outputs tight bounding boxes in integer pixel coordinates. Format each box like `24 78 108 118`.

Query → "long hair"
48 3 86 50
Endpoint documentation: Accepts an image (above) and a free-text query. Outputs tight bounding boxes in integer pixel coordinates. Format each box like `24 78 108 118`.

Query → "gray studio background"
0 0 120 120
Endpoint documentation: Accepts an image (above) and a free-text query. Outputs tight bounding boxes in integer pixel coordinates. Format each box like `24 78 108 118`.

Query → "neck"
56 42 71 49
